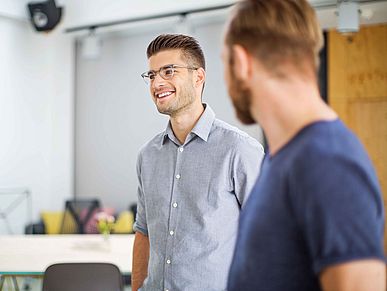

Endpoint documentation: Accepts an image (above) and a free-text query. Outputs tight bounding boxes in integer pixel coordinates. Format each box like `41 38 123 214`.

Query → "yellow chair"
41 211 77 235
113 211 134 234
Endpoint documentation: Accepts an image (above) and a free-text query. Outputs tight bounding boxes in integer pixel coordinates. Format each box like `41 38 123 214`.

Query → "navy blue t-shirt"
228 119 385 291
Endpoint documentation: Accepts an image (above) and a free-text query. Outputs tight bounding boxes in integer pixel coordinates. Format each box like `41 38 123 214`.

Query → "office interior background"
0 0 386 248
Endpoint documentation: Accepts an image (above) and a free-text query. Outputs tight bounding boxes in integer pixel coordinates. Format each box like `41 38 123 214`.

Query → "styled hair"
147 34 206 70
225 0 323 75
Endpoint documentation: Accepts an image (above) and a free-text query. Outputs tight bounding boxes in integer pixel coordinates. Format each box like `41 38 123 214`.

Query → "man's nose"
152 73 166 88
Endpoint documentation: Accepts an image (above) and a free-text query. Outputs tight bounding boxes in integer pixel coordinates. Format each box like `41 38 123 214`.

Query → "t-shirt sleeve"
132 152 148 236
289 149 385 274
232 136 265 208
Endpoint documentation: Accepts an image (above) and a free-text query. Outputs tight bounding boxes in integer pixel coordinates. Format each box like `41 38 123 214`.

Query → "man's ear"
195 67 206 88
232 45 250 81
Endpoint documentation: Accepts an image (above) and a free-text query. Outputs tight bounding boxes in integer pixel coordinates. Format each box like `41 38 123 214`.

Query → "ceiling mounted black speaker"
27 0 63 32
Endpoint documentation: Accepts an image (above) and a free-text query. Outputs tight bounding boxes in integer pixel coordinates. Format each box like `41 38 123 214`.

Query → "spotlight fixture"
27 0 62 32
175 14 192 35
82 29 102 60
337 0 360 33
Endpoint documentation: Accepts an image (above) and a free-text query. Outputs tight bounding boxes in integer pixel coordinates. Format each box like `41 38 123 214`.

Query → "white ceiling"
1 0 387 34
63 0 387 39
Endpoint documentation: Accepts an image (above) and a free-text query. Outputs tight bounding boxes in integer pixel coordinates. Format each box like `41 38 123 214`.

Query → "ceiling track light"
336 0 360 34
81 28 102 60
175 14 193 35
27 0 63 32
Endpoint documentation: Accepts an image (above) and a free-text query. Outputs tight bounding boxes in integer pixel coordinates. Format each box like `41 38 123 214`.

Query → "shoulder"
290 134 371 187
211 118 264 153
288 121 382 212
137 131 165 159
291 120 373 173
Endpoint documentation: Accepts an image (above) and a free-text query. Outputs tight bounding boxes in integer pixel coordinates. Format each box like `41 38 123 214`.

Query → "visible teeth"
158 91 173 98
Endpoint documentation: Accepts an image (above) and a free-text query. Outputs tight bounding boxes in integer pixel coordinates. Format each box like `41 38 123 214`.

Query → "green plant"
96 212 115 235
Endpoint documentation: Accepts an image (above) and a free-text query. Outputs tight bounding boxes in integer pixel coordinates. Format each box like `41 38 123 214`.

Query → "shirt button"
172 202 178 208
175 174 181 179
169 230 174 236
166 259 171 264
179 147 184 152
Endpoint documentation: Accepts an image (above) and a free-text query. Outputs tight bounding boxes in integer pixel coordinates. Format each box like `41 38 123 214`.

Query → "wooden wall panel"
328 24 387 251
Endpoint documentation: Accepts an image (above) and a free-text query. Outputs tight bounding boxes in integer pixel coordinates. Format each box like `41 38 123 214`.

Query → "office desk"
0 234 134 276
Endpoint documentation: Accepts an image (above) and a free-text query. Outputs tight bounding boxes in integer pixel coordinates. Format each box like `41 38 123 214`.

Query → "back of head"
225 0 323 77
147 34 206 70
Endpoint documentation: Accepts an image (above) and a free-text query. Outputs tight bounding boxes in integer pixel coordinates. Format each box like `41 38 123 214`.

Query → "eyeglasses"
141 64 198 84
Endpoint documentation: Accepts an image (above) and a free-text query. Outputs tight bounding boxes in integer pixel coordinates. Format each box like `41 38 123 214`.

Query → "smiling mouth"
156 91 175 98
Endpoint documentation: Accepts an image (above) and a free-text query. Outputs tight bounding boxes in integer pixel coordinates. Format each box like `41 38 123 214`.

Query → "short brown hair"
225 0 323 75
147 34 206 70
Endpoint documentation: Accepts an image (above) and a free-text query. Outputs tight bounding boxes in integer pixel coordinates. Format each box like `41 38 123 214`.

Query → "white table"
0 234 134 276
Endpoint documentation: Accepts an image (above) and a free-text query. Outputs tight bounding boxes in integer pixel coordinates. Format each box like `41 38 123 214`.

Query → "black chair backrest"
129 202 137 221
60 199 100 234
42 262 123 291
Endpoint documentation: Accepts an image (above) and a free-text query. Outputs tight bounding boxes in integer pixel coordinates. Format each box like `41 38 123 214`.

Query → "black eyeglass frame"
141 64 198 84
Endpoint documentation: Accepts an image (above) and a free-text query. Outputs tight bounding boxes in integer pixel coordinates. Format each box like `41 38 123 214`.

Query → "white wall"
0 13 74 233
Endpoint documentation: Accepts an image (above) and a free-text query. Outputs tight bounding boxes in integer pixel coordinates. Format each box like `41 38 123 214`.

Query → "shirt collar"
161 103 215 145
162 122 177 145
191 103 215 142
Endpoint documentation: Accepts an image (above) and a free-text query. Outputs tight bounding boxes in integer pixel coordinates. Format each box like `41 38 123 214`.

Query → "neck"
251 77 337 156
170 101 205 144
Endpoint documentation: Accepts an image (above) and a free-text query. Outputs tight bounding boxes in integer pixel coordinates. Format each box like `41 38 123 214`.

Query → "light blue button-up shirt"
134 104 264 291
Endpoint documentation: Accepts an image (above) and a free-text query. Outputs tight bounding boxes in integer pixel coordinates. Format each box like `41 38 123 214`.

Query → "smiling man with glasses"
132 34 264 291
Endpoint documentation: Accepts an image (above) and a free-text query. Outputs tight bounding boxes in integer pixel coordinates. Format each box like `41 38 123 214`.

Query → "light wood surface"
328 24 387 251
0 234 134 275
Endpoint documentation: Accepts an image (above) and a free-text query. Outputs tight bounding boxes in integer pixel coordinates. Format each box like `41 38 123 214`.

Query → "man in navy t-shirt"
221 0 386 290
